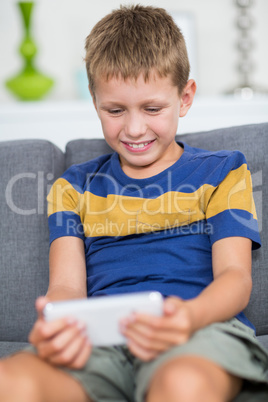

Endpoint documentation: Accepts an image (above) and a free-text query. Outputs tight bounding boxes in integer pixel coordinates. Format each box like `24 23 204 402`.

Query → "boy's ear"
179 79 196 117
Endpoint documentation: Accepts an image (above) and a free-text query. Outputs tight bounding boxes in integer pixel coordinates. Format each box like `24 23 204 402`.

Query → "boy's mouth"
122 140 155 151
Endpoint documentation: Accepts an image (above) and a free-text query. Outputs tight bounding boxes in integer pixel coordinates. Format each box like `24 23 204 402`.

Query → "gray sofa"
1 123 268 400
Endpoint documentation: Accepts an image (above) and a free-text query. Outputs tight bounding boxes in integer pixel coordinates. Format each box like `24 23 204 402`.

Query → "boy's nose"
124 112 147 139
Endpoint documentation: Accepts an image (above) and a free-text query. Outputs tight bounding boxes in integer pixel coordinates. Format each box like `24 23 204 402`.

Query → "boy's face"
92 72 195 178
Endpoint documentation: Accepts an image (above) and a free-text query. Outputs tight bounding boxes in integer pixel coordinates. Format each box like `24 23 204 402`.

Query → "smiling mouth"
123 140 155 149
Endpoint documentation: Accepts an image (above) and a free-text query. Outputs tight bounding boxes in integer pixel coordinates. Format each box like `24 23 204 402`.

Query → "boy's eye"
145 107 161 114
108 109 124 115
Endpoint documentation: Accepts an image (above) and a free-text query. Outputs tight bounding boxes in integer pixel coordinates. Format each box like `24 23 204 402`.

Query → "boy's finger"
37 321 86 359
127 338 156 362
47 330 90 367
124 324 170 351
124 320 190 348
123 311 191 337
69 341 92 369
124 313 169 329
29 316 76 344
123 312 161 325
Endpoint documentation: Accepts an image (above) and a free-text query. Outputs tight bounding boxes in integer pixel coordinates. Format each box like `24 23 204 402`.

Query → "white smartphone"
43 291 163 346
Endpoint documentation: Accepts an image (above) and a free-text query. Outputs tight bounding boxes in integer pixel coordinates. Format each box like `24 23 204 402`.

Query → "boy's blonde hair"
85 5 190 98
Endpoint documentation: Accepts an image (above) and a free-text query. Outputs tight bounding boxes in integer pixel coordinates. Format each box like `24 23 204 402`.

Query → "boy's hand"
28 296 92 369
120 296 194 361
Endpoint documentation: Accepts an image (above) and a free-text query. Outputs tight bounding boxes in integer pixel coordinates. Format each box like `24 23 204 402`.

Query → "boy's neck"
120 142 184 179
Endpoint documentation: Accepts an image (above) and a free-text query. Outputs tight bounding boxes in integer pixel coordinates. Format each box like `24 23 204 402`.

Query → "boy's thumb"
35 296 48 317
164 298 177 315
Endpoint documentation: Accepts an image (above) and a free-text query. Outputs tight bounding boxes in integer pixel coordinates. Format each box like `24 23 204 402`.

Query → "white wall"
0 0 268 103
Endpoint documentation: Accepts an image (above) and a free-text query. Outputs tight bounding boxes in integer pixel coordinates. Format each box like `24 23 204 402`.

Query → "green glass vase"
5 2 54 101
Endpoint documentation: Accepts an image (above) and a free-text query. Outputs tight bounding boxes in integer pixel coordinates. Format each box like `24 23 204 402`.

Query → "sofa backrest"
0 140 65 344
65 123 268 337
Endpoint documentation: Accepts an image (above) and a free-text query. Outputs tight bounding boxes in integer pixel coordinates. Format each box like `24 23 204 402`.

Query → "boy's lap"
21 319 268 402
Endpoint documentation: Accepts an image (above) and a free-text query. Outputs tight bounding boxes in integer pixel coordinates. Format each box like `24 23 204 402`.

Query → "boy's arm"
185 236 252 331
29 236 91 369
46 236 87 301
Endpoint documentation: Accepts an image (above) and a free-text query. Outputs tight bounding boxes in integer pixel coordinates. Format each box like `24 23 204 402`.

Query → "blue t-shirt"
47 142 261 330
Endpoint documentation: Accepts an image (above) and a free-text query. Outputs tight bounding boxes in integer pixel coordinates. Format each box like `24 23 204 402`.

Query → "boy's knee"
0 359 41 402
147 358 223 402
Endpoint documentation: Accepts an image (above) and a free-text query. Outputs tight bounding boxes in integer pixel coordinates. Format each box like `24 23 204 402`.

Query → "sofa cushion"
66 123 268 337
0 140 65 343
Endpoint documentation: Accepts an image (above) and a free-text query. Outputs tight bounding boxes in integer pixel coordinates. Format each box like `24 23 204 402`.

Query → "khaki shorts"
25 318 268 402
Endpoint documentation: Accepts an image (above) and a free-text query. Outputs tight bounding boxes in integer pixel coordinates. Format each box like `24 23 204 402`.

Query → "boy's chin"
119 155 155 169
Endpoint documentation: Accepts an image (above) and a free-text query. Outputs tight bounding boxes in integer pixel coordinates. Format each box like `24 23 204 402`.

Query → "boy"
0 5 267 402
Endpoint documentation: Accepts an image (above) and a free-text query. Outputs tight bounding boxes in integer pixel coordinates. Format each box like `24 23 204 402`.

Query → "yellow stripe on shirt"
206 164 257 220
47 163 256 237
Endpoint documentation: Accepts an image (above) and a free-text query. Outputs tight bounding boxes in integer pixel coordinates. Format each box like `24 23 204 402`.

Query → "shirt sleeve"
47 176 84 245
205 151 261 250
